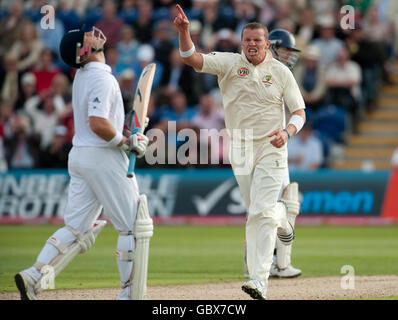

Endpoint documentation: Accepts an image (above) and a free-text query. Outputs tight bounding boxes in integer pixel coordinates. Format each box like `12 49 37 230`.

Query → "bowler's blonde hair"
241 22 269 40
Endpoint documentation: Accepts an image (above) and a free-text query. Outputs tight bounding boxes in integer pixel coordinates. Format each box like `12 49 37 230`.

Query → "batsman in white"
14 26 151 300
268 29 303 278
174 5 305 300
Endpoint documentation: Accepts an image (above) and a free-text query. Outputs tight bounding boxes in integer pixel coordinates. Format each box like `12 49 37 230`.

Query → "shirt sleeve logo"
237 67 249 77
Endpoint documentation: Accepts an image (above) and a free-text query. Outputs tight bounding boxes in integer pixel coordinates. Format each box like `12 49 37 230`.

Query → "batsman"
14 26 153 300
174 5 305 300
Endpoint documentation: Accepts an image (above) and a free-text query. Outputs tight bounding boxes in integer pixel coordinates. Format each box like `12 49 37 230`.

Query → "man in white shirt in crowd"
288 123 324 171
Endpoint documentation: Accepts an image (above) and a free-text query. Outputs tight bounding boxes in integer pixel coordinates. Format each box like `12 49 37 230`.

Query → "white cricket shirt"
197 50 305 143
72 61 124 147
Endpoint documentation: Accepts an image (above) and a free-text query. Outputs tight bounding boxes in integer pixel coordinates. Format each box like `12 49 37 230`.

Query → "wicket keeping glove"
129 132 149 158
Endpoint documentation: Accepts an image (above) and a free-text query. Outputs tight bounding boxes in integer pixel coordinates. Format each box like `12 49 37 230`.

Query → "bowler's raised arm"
173 4 204 71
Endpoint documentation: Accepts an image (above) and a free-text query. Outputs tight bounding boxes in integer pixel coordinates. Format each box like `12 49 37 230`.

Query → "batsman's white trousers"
64 146 140 233
231 141 288 282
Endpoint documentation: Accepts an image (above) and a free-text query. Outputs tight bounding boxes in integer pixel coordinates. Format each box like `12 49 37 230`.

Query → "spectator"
309 0 338 19
287 124 324 171
14 72 38 112
39 125 72 168
233 0 258 37
117 68 136 114
347 0 373 18
192 94 224 131
211 28 240 53
24 90 65 150
132 44 163 90
119 0 138 25
0 52 19 104
311 15 344 68
192 93 227 167
152 19 176 68
51 73 71 106
95 0 125 48
0 129 6 172
293 45 327 111
132 0 155 43
189 19 205 52
0 0 30 59
362 5 393 83
4 114 40 169
0 99 17 139
296 7 316 46
31 49 62 94
56 0 82 32
258 0 278 27
156 89 198 133
105 46 127 77
324 47 362 121
160 47 205 106
200 0 227 46
9 20 44 73
117 25 141 67
346 23 382 110
391 146 398 169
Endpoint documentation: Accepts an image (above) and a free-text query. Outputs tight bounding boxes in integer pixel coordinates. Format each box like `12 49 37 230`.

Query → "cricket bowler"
14 26 153 300
173 5 305 300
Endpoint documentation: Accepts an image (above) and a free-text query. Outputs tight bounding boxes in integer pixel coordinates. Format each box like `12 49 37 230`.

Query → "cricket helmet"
59 26 106 68
269 29 300 69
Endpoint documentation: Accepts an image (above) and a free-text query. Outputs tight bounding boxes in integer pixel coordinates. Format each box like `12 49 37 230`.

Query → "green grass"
1 224 398 292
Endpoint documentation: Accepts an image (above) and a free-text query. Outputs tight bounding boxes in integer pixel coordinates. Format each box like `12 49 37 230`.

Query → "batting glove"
144 117 149 129
129 132 149 158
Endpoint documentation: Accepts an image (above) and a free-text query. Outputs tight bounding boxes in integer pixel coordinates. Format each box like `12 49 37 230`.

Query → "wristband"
107 131 123 147
179 44 195 58
288 114 305 134
283 128 290 139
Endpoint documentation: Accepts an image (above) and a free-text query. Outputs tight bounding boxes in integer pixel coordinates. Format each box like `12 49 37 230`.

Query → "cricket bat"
125 63 156 178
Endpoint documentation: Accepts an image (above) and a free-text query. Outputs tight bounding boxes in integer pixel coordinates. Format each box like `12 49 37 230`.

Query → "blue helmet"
268 29 300 69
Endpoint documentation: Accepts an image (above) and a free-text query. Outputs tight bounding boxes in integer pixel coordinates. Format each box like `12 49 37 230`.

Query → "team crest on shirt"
262 74 273 87
237 67 249 77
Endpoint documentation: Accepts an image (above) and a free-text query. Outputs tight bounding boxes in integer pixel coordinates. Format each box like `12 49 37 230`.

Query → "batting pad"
34 220 107 293
131 194 153 300
277 183 300 269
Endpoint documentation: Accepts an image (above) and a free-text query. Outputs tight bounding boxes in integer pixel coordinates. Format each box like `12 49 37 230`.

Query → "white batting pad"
131 195 153 300
34 220 107 292
277 183 300 269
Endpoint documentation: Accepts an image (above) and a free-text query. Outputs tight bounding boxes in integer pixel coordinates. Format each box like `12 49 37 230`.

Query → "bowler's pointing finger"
176 4 186 18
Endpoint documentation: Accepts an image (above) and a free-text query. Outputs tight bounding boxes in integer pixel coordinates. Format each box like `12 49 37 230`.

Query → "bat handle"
127 127 141 178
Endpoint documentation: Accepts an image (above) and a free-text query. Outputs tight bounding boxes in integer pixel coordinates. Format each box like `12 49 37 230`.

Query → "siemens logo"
301 191 374 214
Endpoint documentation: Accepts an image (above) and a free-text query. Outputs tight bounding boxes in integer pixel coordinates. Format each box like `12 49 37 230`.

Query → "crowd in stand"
0 0 397 171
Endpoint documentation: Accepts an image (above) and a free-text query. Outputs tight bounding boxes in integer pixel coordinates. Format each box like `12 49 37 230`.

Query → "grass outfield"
0 224 398 292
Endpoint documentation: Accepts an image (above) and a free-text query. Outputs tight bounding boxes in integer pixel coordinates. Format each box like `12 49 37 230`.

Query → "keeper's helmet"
59 26 106 68
269 29 300 70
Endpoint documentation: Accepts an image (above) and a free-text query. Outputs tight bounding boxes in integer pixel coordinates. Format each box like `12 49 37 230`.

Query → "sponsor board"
0 169 394 222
